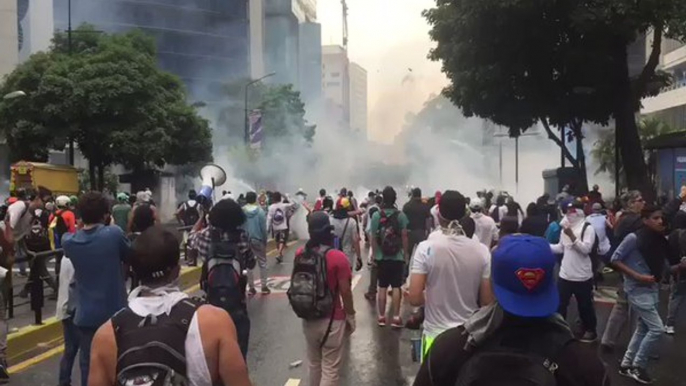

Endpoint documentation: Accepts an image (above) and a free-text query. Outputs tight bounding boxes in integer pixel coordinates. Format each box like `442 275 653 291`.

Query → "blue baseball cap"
491 235 559 318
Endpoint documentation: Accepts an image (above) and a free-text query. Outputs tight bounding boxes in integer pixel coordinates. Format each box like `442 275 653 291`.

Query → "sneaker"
261 286 271 295
579 331 598 343
618 366 634 379
377 316 386 327
391 317 403 329
248 287 257 297
631 367 654 385
665 325 675 335
0 360 9 384
276 255 283 264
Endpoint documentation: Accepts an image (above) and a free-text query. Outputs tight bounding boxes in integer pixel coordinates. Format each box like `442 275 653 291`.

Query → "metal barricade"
8 249 62 325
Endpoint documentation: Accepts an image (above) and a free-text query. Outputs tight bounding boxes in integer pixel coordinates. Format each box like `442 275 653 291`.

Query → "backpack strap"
318 247 339 349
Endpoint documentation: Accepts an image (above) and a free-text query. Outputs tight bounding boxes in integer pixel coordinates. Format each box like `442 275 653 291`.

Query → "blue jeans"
622 290 663 369
76 326 97 386
59 318 80 386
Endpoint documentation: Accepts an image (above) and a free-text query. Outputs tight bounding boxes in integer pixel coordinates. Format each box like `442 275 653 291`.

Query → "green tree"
218 80 315 146
0 25 212 190
592 118 678 190
424 0 686 198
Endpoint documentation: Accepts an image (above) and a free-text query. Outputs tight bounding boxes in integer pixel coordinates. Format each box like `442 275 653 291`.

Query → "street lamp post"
244 72 276 145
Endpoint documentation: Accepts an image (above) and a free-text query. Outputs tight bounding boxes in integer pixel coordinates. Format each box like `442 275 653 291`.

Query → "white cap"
55 195 70 208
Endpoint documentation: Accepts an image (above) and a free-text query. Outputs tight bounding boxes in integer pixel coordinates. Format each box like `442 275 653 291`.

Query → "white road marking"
284 379 301 386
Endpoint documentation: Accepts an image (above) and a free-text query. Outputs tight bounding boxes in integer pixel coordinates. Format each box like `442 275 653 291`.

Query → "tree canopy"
0 25 212 190
424 0 686 197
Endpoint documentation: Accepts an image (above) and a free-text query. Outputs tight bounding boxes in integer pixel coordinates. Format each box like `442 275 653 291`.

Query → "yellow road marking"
9 345 64 374
8 240 302 374
284 379 301 386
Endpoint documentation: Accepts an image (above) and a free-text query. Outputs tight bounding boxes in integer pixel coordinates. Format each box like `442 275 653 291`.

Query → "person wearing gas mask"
550 200 598 343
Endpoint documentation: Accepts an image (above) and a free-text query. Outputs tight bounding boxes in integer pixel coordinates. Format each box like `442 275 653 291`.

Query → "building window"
326 81 340 87
331 72 340 78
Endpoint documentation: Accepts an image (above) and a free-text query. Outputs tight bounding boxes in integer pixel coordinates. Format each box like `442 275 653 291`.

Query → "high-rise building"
18 0 54 62
348 61 367 134
249 0 266 79
53 0 253 101
264 0 316 86
641 36 686 128
322 45 350 129
0 1 18 78
299 21 322 112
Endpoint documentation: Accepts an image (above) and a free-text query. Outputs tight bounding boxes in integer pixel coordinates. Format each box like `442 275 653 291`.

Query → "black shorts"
274 230 288 244
377 260 405 289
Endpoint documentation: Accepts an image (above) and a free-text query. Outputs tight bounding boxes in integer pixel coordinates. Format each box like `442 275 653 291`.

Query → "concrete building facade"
641 37 686 128
348 61 367 134
322 45 350 130
53 0 252 102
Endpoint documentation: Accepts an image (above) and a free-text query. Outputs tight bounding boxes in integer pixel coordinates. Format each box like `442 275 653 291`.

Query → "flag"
249 109 263 150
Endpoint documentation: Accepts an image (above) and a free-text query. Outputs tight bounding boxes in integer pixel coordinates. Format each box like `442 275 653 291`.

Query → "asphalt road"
9 242 686 386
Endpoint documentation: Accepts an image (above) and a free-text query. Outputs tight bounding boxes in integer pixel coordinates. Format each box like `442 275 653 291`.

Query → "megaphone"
198 163 227 202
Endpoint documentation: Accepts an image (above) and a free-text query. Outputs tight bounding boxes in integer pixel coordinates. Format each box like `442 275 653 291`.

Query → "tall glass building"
53 0 251 101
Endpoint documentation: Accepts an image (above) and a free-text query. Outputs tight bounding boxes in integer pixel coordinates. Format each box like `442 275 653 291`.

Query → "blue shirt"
610 233 658 295
62 225 130 328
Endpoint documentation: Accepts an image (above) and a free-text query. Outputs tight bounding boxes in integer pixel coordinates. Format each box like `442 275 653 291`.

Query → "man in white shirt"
267 191 298 263
551 201 598 343
470 202 499 248
408 190 494 360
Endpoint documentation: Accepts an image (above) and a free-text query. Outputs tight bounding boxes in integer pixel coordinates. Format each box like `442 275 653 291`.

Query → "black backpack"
24 208 51 253
376 210 402 257
52 210 70 238
454 324 573 386
112 298 202 386
181 201 200 226
288 246 335 321
201 230 251 314
580 223 601 274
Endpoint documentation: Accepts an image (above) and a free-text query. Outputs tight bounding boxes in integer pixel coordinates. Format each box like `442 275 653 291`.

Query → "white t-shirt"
7 200 31 240
411 230 491 338
586 213 611 255
267 202 297 231
330 216 357 267
471 212 499 247
430 205 440 230
551 219 596 282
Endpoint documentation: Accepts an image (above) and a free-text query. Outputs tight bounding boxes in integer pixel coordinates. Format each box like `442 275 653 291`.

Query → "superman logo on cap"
516 268 545 291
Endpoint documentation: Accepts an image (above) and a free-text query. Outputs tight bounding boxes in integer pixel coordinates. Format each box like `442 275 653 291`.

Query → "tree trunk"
97 164 105 192
572 121 589 193
612 39 654 201
88 160 96 191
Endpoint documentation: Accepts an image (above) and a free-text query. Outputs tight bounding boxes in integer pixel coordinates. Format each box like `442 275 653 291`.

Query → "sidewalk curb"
7 238 290 366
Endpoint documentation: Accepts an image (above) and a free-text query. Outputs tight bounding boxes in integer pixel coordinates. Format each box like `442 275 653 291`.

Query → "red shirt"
296 246 352 320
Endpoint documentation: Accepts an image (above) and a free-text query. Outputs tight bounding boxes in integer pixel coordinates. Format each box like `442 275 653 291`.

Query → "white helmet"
55 195 70 208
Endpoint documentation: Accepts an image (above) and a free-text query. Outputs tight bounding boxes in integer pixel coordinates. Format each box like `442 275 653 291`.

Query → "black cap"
308 211 334 235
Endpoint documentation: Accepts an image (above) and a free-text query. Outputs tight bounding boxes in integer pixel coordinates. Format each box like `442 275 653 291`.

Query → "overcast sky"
317 0 447 142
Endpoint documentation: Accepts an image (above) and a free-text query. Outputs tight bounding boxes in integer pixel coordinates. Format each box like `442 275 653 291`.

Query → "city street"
8 242 686 386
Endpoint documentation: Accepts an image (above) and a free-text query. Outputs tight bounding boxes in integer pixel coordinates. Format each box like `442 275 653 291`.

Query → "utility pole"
68 0 74 166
